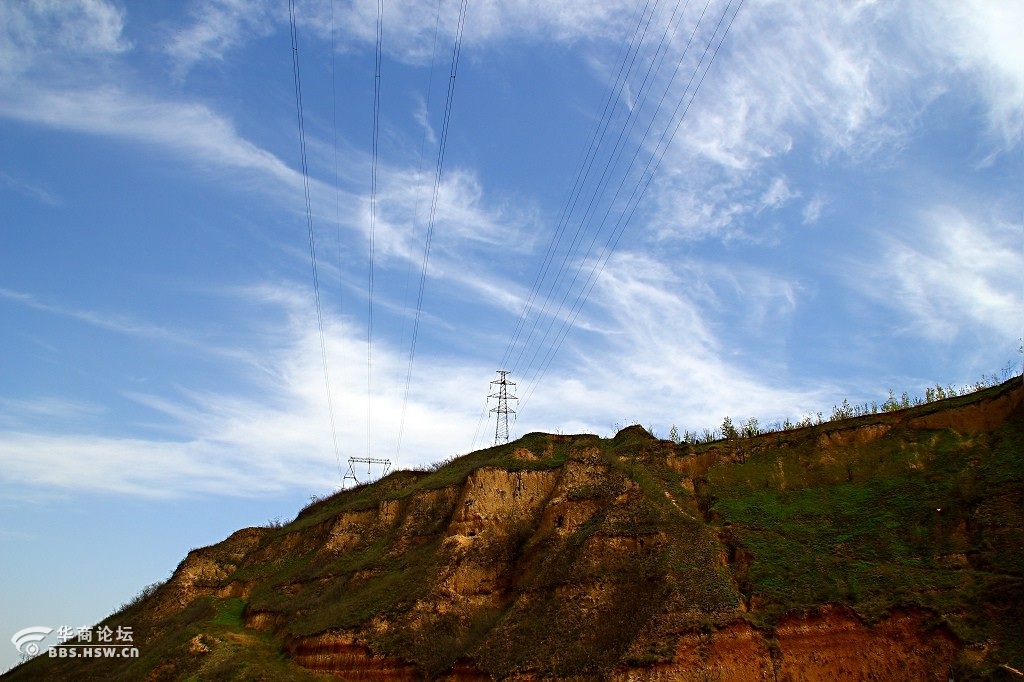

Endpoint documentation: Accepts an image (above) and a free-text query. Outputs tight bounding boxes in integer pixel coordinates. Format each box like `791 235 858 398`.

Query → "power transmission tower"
343 456 391 489
488 370 518 445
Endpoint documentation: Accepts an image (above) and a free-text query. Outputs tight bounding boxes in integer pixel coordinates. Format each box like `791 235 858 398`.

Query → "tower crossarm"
343 456 392 488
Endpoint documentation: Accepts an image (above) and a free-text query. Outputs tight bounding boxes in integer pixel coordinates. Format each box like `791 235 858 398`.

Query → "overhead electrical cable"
498 0 660 374
469 401 490 453
288 0 343 482
394 0 445 462
519 0 745 410
395 0 469 457
329 0 348 459
473 0 694 450
471 0 661 450
330 0 343 281
513 0 706 390
509 0 694 383
520 0 743 407
366 0 384 459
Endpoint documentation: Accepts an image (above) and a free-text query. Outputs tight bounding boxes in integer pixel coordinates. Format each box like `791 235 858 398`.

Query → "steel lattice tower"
343 456 391 489
488 370 518 445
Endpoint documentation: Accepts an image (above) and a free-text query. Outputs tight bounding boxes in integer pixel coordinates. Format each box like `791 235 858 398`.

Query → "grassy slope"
5 380 1021 681
695 383 1024 678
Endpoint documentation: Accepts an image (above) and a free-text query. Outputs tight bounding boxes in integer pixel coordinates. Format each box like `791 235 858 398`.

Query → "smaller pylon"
488 370 518 445
343 456 391 488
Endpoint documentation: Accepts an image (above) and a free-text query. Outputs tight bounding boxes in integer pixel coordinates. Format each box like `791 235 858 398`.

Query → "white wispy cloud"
912 0 1024 151
412 94 438 148
515 250 825 439
37 0 129 54
0 0 130 82
758 176 798 213
0 170 60 205
0 269 822 497
164 0 276 77
640 2 912 241
312 0 635 64
801 195 826 225
367 167 525 262
1 288 217 352
640 0 1021 243
680 2 918 167
0 286 491 497
155 0 637 72
0 432 261 498
0 87 305 193
0 397 105 429
0 288 273 377
0 1 312 206
859 205 1023 342
340 164 541 315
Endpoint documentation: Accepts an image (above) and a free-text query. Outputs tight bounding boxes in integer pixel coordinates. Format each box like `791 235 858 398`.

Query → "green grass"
209 598 246 628
703 409 1024 674
8 381 1019 680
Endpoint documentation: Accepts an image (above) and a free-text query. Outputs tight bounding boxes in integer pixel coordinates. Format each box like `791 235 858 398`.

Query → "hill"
5 378 1022 681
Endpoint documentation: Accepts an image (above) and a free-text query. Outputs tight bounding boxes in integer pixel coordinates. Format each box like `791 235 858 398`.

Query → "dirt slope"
5 378 1022 681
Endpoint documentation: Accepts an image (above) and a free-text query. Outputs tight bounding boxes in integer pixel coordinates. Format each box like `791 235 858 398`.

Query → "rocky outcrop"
282 608 960 680
287 633 420 679
613 608 958 681
155 526 267 614
771 608 958 681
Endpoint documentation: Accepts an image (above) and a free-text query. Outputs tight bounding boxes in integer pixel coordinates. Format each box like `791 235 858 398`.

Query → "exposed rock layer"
5 379 1021 681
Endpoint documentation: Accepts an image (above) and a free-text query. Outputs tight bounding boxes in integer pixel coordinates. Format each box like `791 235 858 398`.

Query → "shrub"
721 416 739 440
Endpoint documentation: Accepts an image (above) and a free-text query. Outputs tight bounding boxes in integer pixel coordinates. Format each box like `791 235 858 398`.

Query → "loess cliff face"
5 379 1022 681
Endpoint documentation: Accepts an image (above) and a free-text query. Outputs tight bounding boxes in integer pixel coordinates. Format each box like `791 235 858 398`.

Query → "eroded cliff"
6 379 1022 681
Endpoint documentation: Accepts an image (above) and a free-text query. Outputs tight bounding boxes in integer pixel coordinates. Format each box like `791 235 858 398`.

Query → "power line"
330 0 343 281
395 0 469 455
472 0 699 450
469 400 490 451
520 0 746 410
288 0 343 483
498 0 661 375
515 0 712 393
510 0 696 385
394 0 445 463
329 1 347 467
464 0 745 439
471 0 663 451
366 0 383 459
522 0 743 407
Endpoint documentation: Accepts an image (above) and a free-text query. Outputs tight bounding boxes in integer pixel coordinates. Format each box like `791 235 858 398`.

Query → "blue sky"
1 0 1021 670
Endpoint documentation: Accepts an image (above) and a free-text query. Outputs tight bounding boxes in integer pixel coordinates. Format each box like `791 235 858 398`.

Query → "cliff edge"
6 378 1022 681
